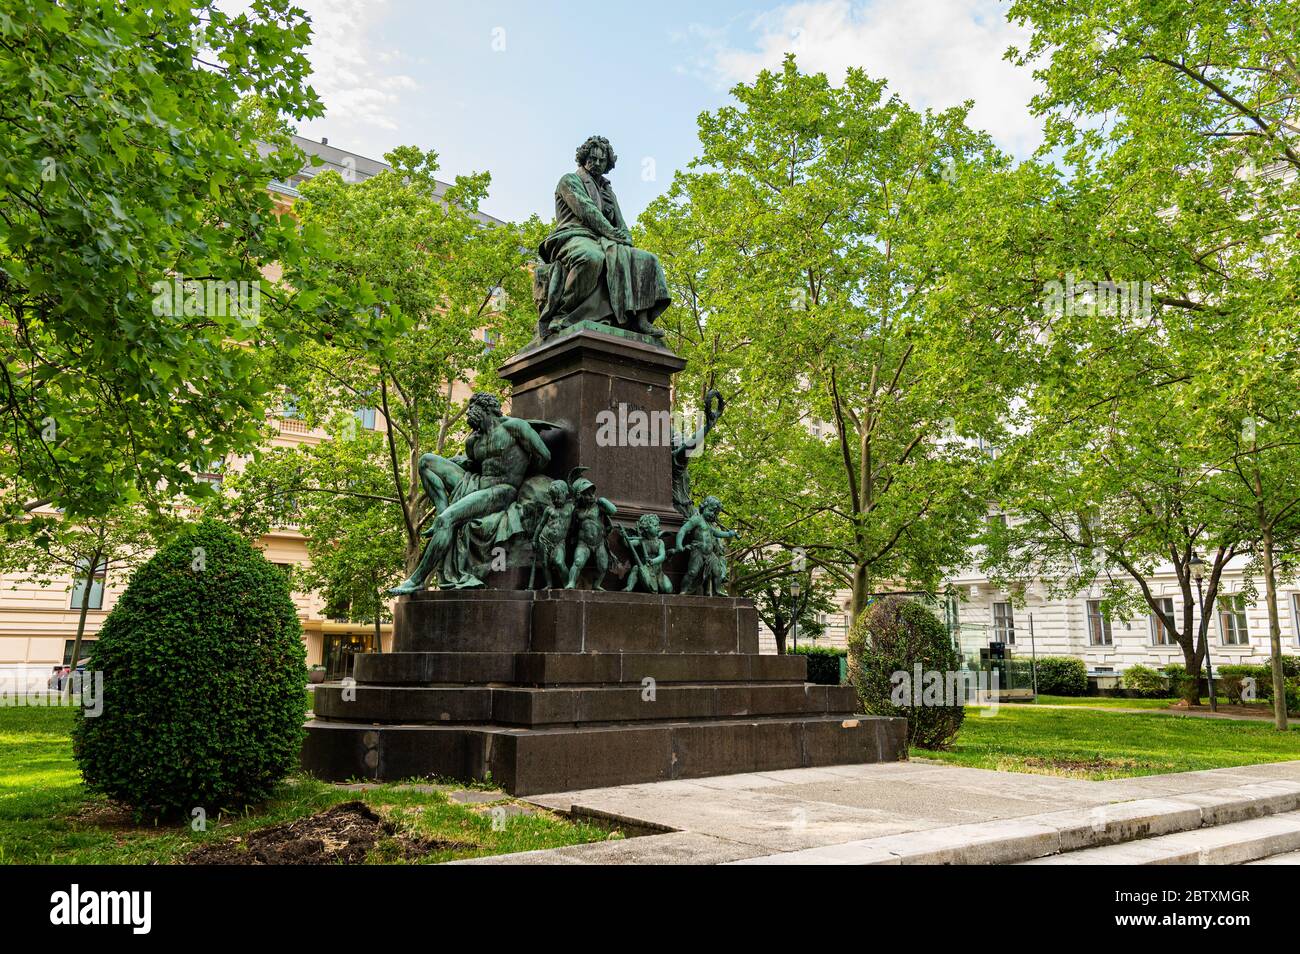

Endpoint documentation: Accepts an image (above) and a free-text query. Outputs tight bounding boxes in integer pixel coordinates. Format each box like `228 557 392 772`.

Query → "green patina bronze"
676 495 740 596
671 389 725 518
619 513 673 594
565 474 617 590
534 136 670 340
389 393 557 594
527 478 574 590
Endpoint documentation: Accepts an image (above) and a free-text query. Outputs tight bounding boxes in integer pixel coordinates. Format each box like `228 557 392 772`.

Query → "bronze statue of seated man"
390 393 552 593
534 135 670 340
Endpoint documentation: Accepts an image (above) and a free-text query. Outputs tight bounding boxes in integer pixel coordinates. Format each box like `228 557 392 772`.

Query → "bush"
1163 662 1200 704
73 520 307 819
1121 664 1168 697
1035 656 1089 696
849 597 964 750
788 644 846 685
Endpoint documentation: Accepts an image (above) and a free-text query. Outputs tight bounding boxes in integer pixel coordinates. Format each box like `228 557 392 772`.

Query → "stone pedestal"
301 590 908 795
498 326 685 532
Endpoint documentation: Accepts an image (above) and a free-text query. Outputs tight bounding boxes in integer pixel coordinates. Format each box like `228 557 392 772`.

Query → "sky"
290 0 1043 223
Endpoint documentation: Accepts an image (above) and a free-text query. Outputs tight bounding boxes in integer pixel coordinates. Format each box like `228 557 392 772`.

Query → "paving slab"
455 758 1300 865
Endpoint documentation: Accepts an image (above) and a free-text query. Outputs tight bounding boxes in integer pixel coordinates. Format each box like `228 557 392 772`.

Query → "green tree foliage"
237 147 541 576
639 57 1059 619
0 0 360 522
73 520 306 819
988 1 1300 723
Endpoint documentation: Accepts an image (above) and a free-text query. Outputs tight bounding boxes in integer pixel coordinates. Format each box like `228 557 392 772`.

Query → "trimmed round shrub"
73 519 307 819
1121 664 1168 697
788 644 846 685
849 597 964 750
1034 656 1088 696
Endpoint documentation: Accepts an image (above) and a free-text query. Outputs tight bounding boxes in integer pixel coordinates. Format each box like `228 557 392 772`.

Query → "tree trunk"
65 552 100 700
849 563 870 626
373 588 385 655
1260 526 1288 730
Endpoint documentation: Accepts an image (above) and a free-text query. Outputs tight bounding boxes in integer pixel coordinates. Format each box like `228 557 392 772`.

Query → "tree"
737 551 837 654
0 0 359 523
217 416 406 648
1005 0 1300 717
0 504 167 694
639 57 1058 621
220 147 539 586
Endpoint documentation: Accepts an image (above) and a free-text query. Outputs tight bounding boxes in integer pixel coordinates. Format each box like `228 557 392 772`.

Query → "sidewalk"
452 759 1300 864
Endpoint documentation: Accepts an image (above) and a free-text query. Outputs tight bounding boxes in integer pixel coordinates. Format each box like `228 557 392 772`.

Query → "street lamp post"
1190 552 1216 712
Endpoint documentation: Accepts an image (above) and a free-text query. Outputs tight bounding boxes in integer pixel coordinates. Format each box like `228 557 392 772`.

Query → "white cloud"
296 0 417 137
701 0 1042 156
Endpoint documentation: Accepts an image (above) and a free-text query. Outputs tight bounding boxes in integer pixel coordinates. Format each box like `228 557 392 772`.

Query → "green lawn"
0 706 617 864
914 704 1300 779
1029 694 1180 709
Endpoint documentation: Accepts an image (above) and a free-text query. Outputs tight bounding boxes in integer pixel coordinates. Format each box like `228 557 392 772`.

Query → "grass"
1029 694 1181 709
0 706 618 864
912 704 1300 780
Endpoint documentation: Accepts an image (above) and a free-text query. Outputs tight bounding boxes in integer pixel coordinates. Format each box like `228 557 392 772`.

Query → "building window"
1293 594 1300 646
1149 597 1176 646
70 560 106 611
1087 599 1112 646
63 639 97 666
1219 594 1250 646
354 407 377 430
278 392 304 419
993 601 1015 644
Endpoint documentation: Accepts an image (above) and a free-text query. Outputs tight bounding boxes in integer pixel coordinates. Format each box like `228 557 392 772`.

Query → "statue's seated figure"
390 393 556 593
534 135 670 340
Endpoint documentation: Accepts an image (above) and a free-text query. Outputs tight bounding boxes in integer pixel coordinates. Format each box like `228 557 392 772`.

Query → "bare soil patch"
184 801 465 865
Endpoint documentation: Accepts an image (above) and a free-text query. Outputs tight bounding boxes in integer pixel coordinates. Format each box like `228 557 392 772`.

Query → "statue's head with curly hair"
466 392 503 431
575 135 617 175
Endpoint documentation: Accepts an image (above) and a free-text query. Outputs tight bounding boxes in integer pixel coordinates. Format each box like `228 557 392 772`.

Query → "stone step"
353 651 808 687
1021 811 1300 865
728 781 1300 865
312 681 858 726
301 713 907 795
1244 849 1300 864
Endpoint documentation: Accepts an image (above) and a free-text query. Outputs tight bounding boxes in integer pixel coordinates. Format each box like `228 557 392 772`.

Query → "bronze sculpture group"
390 136 738 598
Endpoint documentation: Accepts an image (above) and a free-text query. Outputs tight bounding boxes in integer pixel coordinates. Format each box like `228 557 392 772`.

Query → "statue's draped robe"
535 168 669 333
436 470 552 588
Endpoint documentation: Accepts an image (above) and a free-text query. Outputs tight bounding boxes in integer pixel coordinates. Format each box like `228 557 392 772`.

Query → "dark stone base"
301 590 907 795
301 714 906 796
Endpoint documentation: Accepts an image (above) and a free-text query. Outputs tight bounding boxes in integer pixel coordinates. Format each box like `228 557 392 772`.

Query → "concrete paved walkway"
452 759 1300 864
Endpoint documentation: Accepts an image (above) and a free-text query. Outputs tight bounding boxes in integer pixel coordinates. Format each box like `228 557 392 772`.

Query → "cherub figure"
676 495 739 596
565 475 617 590
529 479 573 589
620 513 673 594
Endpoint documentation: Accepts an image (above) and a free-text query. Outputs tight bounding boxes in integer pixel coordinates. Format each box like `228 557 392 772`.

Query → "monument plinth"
499 325 685 533
299 134 907 794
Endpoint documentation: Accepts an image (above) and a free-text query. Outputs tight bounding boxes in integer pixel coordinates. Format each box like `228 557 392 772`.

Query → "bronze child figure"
621 513 673 594
565 476 617 590
676 495 739 596
529 479 574 589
